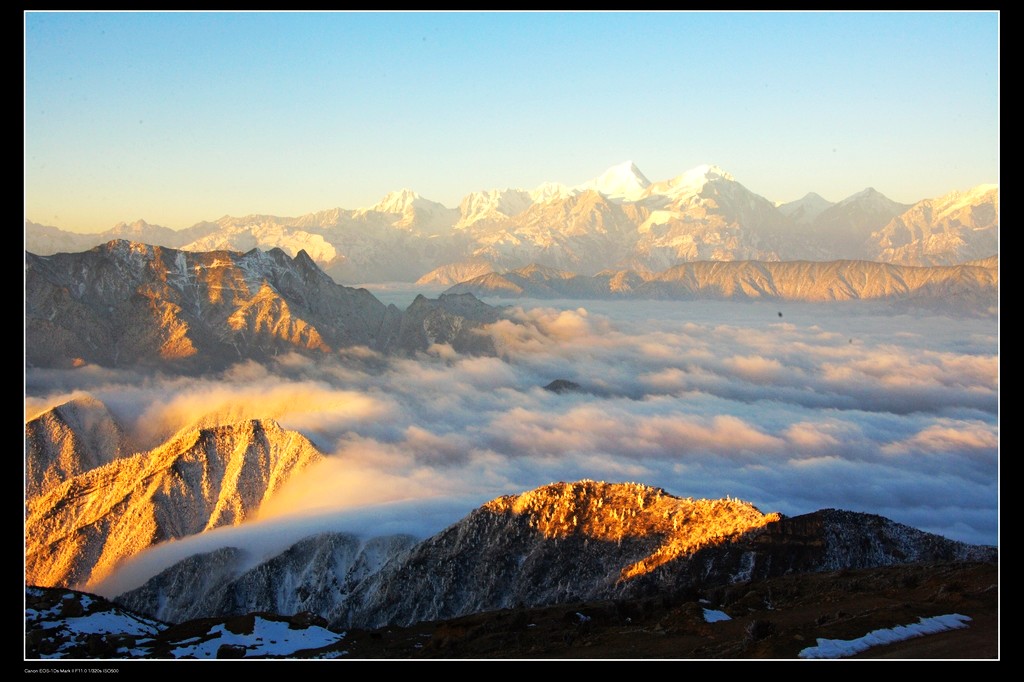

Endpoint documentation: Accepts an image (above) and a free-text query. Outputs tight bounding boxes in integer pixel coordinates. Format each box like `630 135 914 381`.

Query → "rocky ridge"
444 258 998 309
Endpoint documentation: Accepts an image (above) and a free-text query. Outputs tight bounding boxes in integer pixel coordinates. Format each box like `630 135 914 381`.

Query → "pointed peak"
837 186 898 206
605 160 651 184
576 161 651 202
778 191 834 208
292 249 318 269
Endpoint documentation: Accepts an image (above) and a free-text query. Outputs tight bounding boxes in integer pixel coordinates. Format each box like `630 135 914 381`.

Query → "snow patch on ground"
168 617 345 658
59 610 162 637
703 608 732 623
798 613 972 659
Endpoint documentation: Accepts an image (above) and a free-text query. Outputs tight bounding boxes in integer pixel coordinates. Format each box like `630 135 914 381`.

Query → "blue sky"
24 11 999 233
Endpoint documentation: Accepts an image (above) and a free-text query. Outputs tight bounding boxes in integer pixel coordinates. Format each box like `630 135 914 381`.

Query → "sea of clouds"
26 297 998 593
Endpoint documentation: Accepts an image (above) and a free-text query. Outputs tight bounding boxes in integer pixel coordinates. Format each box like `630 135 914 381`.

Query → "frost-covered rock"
117 533 417 624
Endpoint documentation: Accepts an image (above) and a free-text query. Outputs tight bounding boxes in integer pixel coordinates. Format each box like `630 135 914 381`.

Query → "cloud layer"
27 298 998 588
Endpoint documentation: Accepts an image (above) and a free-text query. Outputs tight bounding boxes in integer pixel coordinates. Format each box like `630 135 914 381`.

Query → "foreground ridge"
110 480 996 633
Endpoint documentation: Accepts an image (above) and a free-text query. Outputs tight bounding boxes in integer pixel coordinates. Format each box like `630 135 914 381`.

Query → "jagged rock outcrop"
390 293 501 355
25 240 400 370
25 418 324 589
25 395 130 498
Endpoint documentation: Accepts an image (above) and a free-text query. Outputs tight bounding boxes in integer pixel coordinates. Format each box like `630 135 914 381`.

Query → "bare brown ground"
336 561 998 660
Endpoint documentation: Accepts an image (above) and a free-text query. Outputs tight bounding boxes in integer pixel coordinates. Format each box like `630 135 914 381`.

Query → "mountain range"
443 257 999 311
23 229 998 381
26 162 998 284
23 164 1000 658
25 240 500 371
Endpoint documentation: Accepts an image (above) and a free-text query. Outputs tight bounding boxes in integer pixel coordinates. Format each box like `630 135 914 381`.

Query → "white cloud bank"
27 298 999 577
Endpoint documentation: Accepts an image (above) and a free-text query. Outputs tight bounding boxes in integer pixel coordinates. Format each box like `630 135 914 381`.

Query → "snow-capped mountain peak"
529 181 574 204
645 163 736 202
456 188 533 227
370 188 427 214
933 184 999 215
364 188 459 233
26 168 998 283
576 160 652 202
683 163 733 183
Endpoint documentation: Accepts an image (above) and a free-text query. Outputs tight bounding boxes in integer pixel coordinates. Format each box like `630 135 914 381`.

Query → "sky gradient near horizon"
25 11 999 234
